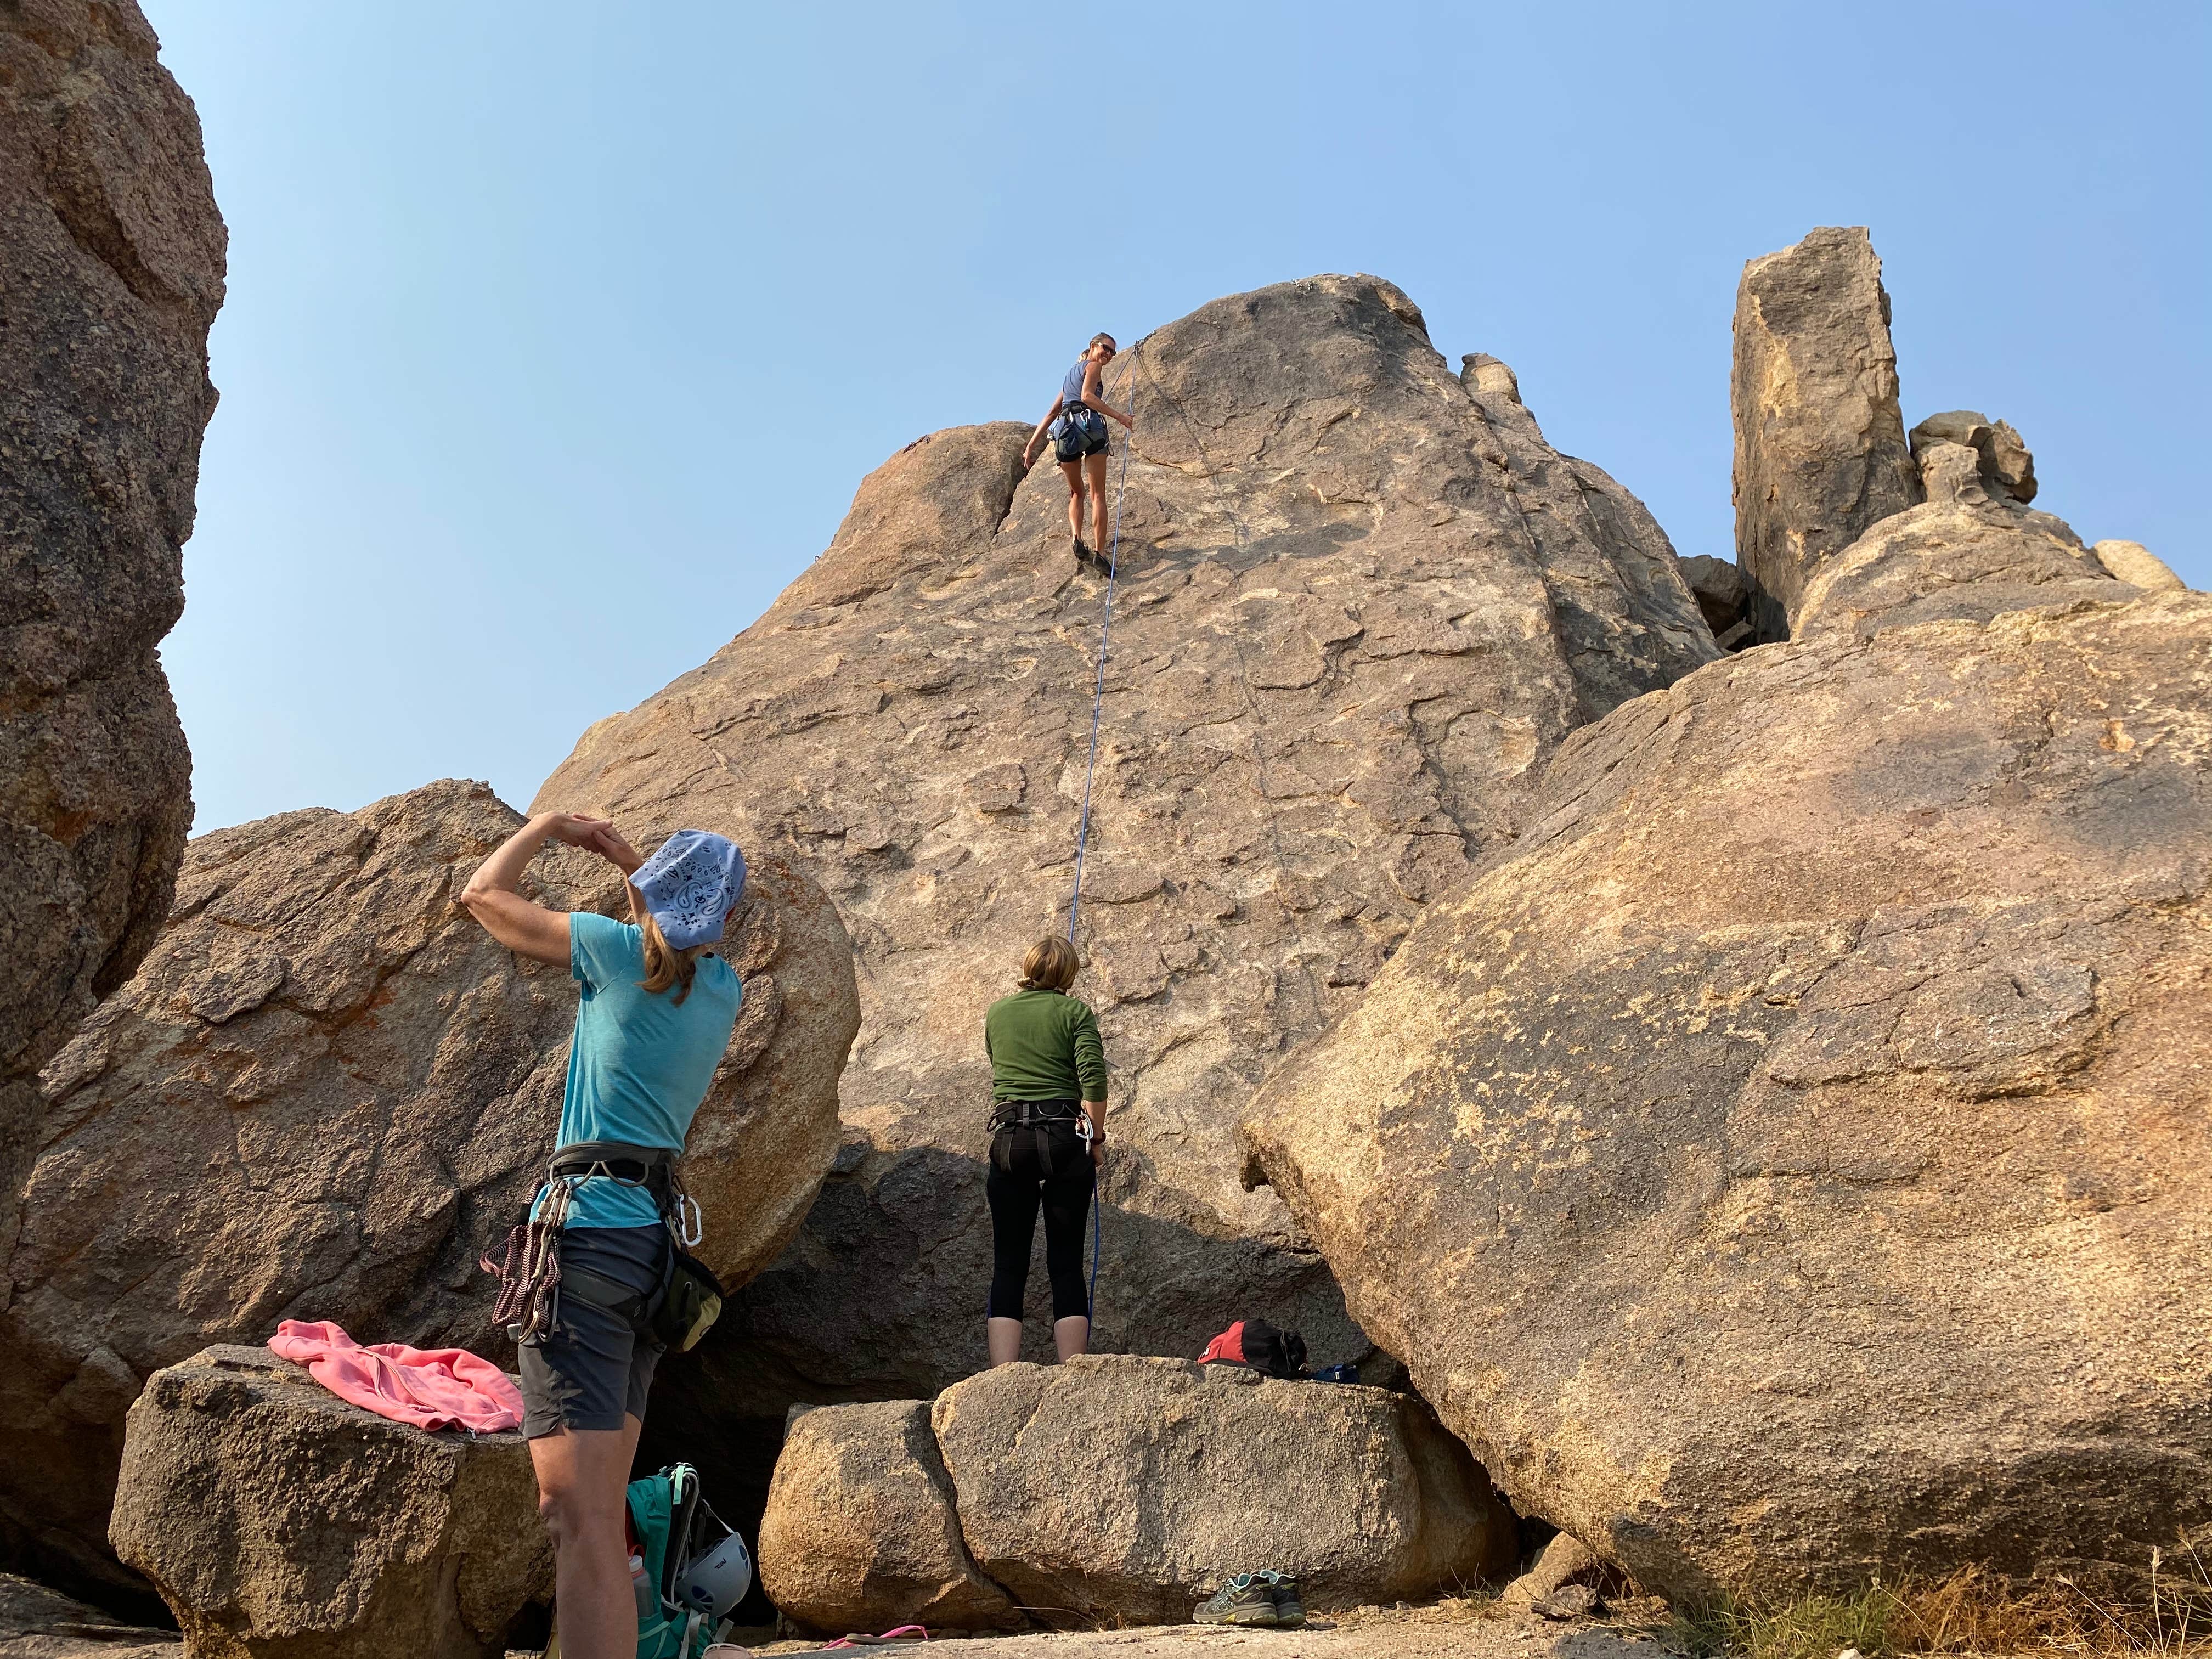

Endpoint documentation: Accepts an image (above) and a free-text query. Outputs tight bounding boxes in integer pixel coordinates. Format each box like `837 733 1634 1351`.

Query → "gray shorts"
520 1223 667 1436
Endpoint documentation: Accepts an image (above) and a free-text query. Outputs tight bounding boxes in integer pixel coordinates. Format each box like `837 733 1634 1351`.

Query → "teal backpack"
628 1463 748 1658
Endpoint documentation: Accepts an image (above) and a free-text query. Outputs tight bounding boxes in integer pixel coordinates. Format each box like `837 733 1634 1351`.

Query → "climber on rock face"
983 935 1108 1367
1023 332 1134 571
458 813 746 1659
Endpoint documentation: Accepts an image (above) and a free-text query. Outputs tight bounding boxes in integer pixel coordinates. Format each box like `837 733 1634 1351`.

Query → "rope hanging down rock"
1063 351 1138 1324
1065 352 1136 945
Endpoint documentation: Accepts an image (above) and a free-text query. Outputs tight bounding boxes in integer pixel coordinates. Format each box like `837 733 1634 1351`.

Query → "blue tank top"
1053 358 1103 436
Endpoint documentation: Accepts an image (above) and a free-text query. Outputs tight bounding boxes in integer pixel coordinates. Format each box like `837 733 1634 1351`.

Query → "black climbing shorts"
520 1223 667 1436
1054 415 1110 464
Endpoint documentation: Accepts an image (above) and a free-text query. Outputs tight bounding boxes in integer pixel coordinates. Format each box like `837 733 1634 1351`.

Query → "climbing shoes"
1194 1570 1305 1628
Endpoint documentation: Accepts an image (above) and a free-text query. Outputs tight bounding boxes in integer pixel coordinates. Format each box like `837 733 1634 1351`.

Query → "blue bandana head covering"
630 830 746 949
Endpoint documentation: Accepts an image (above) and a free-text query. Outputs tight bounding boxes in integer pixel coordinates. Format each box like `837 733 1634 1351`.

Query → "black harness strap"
548 1139 678 1215
989 1098 1083 1180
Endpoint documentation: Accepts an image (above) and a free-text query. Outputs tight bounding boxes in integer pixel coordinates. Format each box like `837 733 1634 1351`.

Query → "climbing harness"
481 1141 721 1351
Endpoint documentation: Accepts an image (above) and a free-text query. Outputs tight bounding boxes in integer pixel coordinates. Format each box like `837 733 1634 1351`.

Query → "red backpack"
1198 1318 1309 1380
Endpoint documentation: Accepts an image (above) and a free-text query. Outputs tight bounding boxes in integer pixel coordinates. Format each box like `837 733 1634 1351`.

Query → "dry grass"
1667 1539 2212 1659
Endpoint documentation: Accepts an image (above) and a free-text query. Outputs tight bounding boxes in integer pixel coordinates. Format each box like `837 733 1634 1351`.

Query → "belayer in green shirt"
982 935 1108 1367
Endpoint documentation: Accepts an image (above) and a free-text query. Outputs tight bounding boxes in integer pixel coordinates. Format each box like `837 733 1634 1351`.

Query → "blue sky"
144 1 2209 834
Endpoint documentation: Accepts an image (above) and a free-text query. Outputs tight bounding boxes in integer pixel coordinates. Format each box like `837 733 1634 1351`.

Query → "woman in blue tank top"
1022 332 1134 569
460 811 744 1659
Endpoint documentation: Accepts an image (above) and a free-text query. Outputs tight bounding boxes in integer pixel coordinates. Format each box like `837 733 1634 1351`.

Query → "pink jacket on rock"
270 1319 523 1435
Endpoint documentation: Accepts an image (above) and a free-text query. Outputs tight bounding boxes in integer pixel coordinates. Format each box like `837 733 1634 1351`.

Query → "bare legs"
1059 450 1116 562
986 1314 1091 1367
1083 450 1111 554
529 1416 644 1659
1058 459 1087 548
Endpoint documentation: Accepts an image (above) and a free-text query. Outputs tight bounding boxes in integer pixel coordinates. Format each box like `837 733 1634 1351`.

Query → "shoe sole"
1194 1606 1281 1627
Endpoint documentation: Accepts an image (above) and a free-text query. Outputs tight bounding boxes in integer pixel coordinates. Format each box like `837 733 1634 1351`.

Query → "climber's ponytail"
638 909 707 1006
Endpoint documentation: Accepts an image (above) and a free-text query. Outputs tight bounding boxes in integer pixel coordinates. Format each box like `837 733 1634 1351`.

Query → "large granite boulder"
1242 591 2212 1600
929 1355 1518 1626
1731 227 1921 639
758 1401 1018 1636
109 1345 549 1658
3 781 856 1597
537 274 1718 1429
0 0 224 1299
1792 435 2141 640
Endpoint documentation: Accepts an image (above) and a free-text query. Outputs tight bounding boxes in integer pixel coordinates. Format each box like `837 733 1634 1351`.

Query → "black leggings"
985 1122 1096 1323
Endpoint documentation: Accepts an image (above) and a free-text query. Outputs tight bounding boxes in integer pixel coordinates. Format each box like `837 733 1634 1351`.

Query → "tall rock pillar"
1730 227 1918 639
0 0 225 1593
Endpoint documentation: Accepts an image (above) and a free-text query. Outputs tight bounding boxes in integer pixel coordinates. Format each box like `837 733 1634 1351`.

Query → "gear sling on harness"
481 1140 723 1353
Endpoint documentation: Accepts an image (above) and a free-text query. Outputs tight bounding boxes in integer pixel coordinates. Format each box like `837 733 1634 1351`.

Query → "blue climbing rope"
1066 354 1136 1325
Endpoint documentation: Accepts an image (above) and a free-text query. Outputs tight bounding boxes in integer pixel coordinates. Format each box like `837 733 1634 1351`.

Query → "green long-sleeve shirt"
984 989 1107 1103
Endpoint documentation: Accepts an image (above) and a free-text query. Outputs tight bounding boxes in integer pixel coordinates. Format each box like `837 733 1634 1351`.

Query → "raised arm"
459 811 641 966
1080 359 1132 430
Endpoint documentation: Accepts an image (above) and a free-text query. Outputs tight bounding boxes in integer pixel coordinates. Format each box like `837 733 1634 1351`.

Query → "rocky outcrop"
1675 556 1753 649
3 781 855 1596
1499 1534 1617 1611
538 275 1717 1425
1731 228 1920 638
929 1356 1517 1626
0 1573 177 1657
110 1345 549 1658
1242 592 2212 1600
0 0 225 1292
1792 433 2140 640
2091 539 2186 592
758 1401 1018 1635
1908 410 2036 503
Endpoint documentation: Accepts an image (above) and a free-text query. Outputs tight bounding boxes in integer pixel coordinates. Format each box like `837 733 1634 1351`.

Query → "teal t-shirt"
542 910 742 1229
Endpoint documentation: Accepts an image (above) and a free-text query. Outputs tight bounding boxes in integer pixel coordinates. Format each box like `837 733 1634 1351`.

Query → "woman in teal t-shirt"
460 811 744 1659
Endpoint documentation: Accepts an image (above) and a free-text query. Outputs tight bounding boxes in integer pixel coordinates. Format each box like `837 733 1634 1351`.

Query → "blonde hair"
637 908 710 1006
1020 935 1080 992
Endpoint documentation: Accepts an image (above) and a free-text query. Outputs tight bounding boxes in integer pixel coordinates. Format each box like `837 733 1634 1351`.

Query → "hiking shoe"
1072 535 1093 565
1257 1569 1306 1627
1194 1573 1279 1626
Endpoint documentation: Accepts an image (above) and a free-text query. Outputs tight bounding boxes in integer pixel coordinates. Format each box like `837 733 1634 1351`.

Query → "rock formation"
1908 410 2036 503
0 0 225 1290
3 781 856 1598
758 1401 1019 1635
2091 539 2186 592
537 275 1718 1437
1242 590 2212 1599
933 1357 1516 1626
759 1355 1515 1633
1675 556 1753 650
1792 431 2143 641
0 1572 177 1657
1731 227 1920 637
110 1345 550 1658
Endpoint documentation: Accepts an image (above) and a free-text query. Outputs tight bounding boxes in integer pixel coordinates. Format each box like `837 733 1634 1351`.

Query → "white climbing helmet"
678 1528 754 1620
